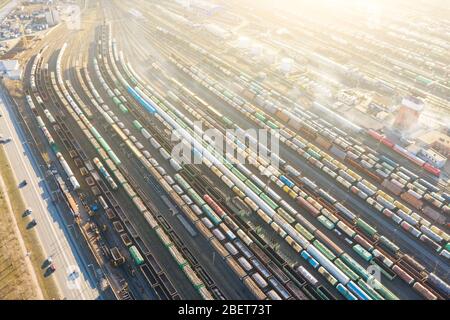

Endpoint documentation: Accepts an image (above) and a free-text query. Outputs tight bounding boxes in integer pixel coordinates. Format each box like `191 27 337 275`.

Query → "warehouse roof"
0 59 19 72
418 130 450 147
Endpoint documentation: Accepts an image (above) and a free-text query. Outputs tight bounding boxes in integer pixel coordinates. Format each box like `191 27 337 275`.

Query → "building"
0 60 22 80
45 9 59 27
417 130 450 157
419 148 447 168
393 96 424 132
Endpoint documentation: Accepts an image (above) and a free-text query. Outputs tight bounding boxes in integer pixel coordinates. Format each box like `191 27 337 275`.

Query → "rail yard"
0 0 449 302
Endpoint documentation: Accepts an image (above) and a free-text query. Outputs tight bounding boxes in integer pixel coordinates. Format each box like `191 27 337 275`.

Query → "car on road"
23 208 32 216
19 179 27 187
0 136 11 143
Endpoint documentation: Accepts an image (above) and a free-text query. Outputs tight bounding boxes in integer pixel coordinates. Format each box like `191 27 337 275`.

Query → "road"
0 88 100 300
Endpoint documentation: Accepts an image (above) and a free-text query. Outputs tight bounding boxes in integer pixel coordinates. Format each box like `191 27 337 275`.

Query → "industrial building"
417 130 450 157
419 148 447 168
0 59 21 79
393 96 424 132
45 9 59 26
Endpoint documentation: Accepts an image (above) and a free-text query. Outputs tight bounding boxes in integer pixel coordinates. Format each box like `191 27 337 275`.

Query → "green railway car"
112 97 121 105
379 236 400 254
119 104 129 113
416 75 433 86
335 258 360 282
353 244 373 262
357 279 384 300
356 218 377 238
318 215 335 230
245 179 262 195
231 168 247 182
129 245 144 265
318 266 338 286
98 137 112 152
266 120 279 130
340 253 370 280
50 143 59 154
254 112 266 122
260 193 278 210
132 120 143 130
294 223 315 241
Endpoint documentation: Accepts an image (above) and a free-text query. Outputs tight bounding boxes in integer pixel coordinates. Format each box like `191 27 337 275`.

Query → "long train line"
103 0 450 300
15 0 450 300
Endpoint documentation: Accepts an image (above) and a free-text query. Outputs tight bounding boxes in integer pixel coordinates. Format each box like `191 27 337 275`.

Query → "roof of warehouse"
0 59 19 71
417 130 450 147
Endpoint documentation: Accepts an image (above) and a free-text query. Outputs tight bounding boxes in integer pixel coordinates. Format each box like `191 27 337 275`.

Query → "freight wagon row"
154 25 447 220
147 59 417 289
157 26 442 187
183 31 446 205
112 50 397 301
53 43 213 300
94 38 263 299
168 54 450 263
85 75 214 300
149 20 450 296
29 46 47 92
47 54 181 299
31 102 80 190
97 32 306 300
153 61 450 296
